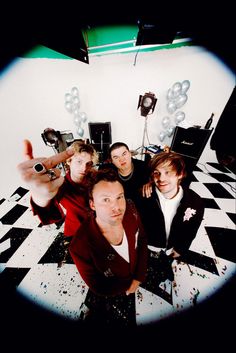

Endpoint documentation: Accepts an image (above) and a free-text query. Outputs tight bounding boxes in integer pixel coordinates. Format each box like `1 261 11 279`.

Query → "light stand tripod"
140 116 149 160
100 130 104 163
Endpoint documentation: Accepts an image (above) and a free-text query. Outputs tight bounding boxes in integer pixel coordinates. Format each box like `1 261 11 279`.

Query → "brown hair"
83 168 123 200
149 151 187 180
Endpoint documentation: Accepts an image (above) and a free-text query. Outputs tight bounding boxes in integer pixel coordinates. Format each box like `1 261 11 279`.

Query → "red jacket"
31 173 90 236
69 200 148 296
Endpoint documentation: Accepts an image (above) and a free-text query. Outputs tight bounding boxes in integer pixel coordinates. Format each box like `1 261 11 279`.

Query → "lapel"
123 206 137 271
88 215 134 270
88 207 138 271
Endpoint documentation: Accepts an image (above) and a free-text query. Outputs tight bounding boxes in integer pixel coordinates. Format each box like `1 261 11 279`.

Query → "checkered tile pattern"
0 162 235 326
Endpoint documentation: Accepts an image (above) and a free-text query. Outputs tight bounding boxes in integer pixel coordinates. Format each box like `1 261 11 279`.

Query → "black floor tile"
0 267 30 290
203 183 235 198
0 204 28 225
180 250 219 275
202 198 220 209
39 232 73 265
205 226 236 263
207 162 232 173
0 198 6 206
226 212 236 225
10 187 29 200
0 227 32 262
208 173 236 182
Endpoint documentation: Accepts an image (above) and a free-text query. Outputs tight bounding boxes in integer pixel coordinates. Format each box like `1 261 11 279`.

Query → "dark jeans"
80 289 137 328
141 249 174 294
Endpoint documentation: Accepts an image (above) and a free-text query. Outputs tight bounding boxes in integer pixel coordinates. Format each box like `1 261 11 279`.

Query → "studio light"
137 92 157 160
41 128 59 148
41 127 74 175
137 92 157 117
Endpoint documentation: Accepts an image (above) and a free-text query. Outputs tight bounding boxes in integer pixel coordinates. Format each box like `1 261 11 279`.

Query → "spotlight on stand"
137 92 157 160
41 127 74 175
41 128 59 149
137 92 157 117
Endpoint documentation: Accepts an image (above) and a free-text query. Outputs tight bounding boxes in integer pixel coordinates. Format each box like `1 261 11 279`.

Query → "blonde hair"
66 141 99 166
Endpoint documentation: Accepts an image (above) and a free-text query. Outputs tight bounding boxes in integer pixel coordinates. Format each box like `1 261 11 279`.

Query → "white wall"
0 45 235 197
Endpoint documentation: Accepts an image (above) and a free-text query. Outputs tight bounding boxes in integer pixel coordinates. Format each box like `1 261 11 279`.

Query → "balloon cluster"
159 80 190 142
64 86 87 137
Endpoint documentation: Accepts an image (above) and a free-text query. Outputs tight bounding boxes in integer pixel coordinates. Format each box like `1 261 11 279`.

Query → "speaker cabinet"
88 122 112 163
170 126 213 183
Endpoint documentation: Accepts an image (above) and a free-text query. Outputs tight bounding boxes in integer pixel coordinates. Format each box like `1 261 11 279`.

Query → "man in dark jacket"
136 151 204 288
137 151 204 258
69 168 148 326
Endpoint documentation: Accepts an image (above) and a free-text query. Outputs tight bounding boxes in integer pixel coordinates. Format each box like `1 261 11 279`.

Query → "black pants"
141 249 174 294
81 289 137 328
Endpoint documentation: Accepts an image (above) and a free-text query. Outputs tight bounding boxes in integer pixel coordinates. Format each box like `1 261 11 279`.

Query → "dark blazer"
136 185 205 255
31 172 90 236
69 200 148 296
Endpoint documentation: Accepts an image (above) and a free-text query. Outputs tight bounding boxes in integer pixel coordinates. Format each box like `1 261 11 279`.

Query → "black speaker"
170 126 213 184
88 122 112 163
171 126 213 160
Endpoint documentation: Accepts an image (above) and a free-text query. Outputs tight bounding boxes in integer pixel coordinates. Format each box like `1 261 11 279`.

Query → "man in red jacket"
69 168 148 327
18 139 98 237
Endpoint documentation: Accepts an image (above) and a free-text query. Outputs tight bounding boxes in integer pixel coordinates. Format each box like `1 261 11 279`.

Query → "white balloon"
167 125 175 137
167 88 175 101
162 116 171 129
73 108 80 117
73 115 82 126
78 111 87 123
72 96 80 106
65 101 73 113
175 94 188 109
174 111 185 125
159 130 166 142
172 82 182 97
77 127 84 137
181 80 190 93
71 86 79 97
65 93 72 102
167 101 177 114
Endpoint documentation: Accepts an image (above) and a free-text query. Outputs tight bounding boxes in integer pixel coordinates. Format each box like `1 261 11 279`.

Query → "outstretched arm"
17 139 74 207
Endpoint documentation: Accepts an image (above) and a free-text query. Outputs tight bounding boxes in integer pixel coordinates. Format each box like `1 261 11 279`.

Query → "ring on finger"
33 162 47 174
46 169 57 181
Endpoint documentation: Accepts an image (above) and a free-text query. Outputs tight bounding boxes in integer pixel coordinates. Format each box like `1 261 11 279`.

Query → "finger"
142 186 146 197
19 147 75 171
43 148 74 170
23 139 34 160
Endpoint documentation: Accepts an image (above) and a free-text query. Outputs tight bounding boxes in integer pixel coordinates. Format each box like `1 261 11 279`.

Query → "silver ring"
33 162 47 174
46 169 57 181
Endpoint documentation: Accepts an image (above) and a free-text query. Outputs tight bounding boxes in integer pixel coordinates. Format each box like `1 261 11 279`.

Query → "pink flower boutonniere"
183 207 196 221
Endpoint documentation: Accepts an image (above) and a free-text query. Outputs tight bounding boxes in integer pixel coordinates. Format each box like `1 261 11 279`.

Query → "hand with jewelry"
17 139 74 207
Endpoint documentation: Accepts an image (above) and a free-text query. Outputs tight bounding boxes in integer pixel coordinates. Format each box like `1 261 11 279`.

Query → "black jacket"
136 184 205 255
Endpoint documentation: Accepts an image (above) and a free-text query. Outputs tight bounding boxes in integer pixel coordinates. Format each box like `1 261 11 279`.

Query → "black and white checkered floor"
0 160 236 348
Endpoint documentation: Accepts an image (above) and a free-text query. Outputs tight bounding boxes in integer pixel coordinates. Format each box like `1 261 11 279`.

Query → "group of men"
17 139 204 327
